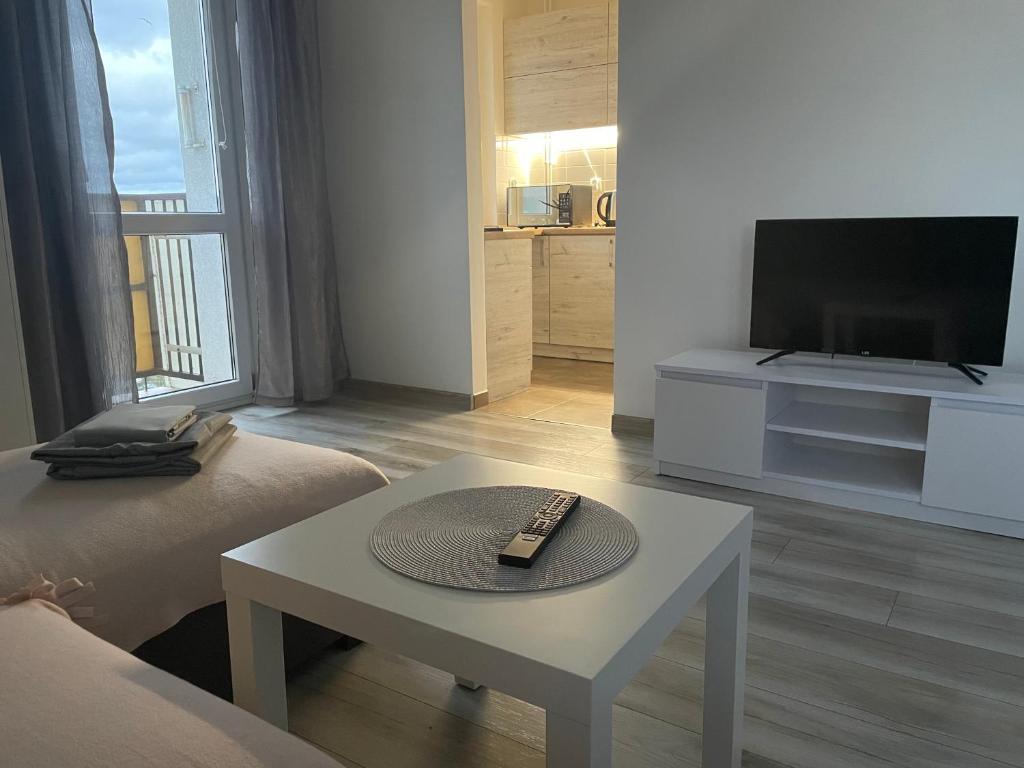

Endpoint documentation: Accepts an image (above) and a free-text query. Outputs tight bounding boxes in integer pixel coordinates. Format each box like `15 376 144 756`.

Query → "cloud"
93 1 187 194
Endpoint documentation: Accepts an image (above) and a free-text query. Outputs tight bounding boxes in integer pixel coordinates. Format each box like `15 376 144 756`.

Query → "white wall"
615 0 1024 418
318 0 476 395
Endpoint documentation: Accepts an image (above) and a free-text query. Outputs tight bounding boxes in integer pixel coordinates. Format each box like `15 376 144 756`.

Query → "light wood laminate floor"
231 383 1024 768
480 357 614 429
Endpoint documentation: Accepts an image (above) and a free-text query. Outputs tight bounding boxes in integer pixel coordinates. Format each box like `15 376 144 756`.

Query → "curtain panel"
237 0 348 405
0 0 136 439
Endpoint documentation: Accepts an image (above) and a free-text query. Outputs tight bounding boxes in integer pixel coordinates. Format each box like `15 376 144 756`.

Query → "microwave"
507 184 594 227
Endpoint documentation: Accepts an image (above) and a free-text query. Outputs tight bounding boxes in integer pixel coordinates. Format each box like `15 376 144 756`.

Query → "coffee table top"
222 455 751 699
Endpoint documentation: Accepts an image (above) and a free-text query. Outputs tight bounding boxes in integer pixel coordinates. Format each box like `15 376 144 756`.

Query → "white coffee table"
222 455 752 768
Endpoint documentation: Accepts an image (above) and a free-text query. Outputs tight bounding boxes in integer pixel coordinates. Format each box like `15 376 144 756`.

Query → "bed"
0 429 388 693
0 599 344 767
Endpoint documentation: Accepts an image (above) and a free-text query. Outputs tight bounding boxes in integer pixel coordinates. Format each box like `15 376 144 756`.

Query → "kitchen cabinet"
548 235 614 349
607 63 618 125
502 3 616 134
532 238 550 344
485 237 533 401
504 66 609 135
503 5 609 78
609 0 619 63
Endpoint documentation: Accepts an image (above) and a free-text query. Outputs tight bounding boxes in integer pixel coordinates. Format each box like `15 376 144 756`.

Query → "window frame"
112 0 254 408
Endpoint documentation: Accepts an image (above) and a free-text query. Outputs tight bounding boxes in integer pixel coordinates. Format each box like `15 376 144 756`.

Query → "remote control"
498 491 581 568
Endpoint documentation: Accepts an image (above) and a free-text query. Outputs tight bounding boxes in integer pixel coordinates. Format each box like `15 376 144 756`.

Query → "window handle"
177 84 206 150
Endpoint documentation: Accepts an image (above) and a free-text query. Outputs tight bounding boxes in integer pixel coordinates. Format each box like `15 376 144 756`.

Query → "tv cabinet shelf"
763 442 924 502
654 349 1024 537
766 401 928 451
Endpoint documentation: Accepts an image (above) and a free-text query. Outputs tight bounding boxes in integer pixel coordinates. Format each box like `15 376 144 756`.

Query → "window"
93 0 251 404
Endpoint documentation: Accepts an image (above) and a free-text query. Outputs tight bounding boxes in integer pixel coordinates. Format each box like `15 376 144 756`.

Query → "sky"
93 0 186 194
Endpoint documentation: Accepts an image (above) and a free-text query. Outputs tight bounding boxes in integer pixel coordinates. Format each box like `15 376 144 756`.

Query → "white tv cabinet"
654 349 1024 537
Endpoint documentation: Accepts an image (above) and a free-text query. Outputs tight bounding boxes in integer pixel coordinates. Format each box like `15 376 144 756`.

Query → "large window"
93 0 251 404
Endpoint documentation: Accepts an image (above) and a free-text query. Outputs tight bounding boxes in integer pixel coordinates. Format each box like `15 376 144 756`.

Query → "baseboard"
534 342 613 363
612 413 654 437
472 391 490 409
341 379 474 410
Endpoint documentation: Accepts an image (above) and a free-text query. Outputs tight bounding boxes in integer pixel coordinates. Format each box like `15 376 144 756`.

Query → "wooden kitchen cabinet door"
532 238 550 344
504 4 609 78
609 0 619 63
504 65 609 135
548 236 614 349
485 238 533 400
607 63 618 125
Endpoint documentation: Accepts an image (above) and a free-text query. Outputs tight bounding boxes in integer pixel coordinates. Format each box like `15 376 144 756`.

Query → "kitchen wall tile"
494 133 617 221
559 149 589 167
565 166 597 184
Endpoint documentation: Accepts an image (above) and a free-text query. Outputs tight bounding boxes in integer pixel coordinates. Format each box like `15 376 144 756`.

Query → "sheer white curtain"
0 0 136 439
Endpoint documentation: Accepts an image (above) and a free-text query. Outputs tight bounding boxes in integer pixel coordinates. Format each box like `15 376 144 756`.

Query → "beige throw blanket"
2 430 389 649
0 600 343 767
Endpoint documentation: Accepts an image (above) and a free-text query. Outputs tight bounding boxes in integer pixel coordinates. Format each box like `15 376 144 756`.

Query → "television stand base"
756 349 796 366
949 363 985 385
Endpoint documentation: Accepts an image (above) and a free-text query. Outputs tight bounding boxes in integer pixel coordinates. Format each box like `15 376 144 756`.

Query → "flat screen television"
749 216 1019 366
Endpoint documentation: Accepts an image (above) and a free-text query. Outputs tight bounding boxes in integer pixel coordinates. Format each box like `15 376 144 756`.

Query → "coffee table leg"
546 705 612 767
702 547 750 768
226 592 288 730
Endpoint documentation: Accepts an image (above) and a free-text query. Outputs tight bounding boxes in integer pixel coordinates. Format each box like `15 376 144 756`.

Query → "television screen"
749 217 1019 365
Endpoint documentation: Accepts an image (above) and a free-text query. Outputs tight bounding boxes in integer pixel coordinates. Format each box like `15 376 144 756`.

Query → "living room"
2 1 1023 767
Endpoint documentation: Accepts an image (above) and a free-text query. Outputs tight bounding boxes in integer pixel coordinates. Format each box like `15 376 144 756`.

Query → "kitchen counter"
483 229 535 241
484 226 615 241
537 227 615 236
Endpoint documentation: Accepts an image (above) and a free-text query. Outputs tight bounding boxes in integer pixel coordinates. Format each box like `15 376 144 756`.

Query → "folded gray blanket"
33 412 232 462
43 424 238 479
32 412 235 479
71 404 198 447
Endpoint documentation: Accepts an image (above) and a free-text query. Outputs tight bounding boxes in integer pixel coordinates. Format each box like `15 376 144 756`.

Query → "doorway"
481 356 613 428
473 0 619 429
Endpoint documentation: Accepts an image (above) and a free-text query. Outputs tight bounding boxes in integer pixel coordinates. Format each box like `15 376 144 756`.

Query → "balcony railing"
122 193 204 386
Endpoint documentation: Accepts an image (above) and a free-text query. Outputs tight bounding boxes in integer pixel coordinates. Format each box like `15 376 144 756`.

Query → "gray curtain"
0 0 136 440
237 0 348 405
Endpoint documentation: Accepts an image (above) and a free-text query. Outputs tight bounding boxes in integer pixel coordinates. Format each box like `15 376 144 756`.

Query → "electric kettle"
596 189 617 226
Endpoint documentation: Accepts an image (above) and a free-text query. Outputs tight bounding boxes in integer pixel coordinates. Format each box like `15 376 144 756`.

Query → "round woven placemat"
369 485 638 592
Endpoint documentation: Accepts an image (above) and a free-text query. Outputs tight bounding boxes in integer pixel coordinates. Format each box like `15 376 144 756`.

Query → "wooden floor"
232 383 1024 768
479 357 614 429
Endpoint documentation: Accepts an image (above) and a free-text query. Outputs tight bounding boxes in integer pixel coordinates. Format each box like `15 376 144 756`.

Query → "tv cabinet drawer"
922 400 1024 521
654 376 766 478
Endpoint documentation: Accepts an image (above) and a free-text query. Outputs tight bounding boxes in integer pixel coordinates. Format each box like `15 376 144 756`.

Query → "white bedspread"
0 600 343 767
0 430 388 650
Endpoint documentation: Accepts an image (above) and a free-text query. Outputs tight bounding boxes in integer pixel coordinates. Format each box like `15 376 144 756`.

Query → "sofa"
0 429 389 696
0 598 345 767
